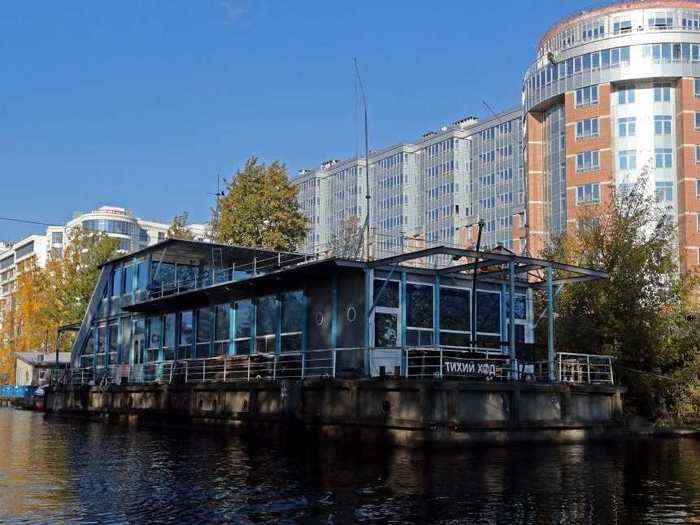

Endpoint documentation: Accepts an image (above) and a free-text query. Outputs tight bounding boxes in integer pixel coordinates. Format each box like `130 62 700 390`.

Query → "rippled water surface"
2 408 700 524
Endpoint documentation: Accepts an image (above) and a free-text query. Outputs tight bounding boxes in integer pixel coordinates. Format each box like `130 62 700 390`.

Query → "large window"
575 85 598 107
654 83 672 102
655 148 673 169
406 284 433 346
576 150 600 172
576 183 601 204
119 317 131 364
576 118 599 139
695 79 700 97
137 260 149 290
178 311 193 360
163 313 176 361
213 304 230 355
618 117 636 137
82 219 135 236
654 115 672 135
133 318 146 365
107 323 118 365
96 325 107 367
111 267 122 297
618 86 635 104
123 265 134 294
655 181 673 203
618 150 637 171
235 300 252 354
196 307 212 358
440 287 470 347
373 280 399 307
476 291 500 335
696 112 700 130
697 145 700 164
256 295 277 353
146 316 161 362
281 291 304 352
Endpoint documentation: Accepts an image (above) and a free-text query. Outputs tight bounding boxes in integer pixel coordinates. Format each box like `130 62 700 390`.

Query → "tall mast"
354 58 371 261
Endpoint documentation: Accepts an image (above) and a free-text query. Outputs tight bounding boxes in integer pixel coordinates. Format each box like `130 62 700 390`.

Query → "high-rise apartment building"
294 110 524 257
524 0 700 269
296 1 700 275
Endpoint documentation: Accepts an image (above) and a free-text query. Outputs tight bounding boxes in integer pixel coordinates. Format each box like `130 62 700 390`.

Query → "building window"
618 86 635 104
406 284 433 346
576 150 600 172
575 85 598 107
654 115 672 135
51 232 63 244
157 232 165 242
696 145 700 164
654 83 672 102
655 181 673 202
695 112 700 131
648 12 673 30
613 19 632 34
696 79 700 97
576 118 599 139
618 117 636 137
655 148 673 169
440 287 470 347
618 150 637 171
576 183 601 204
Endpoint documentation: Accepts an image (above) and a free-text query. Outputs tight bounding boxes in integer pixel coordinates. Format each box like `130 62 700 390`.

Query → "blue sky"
0 0 599 240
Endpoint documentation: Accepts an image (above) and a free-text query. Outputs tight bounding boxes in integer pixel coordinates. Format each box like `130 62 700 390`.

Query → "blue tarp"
0 385 38 398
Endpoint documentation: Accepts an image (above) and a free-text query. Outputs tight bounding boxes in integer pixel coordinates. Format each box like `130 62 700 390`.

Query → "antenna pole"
354 58 371 261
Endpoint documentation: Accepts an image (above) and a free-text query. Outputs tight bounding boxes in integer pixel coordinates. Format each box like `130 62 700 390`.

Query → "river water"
1 409 700 524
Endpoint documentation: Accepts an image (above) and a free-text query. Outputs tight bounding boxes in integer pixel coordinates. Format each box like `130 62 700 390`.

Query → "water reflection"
1 408 700 524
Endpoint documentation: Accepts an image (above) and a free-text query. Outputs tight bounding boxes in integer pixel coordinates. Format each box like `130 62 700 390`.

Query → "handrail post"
273 355 277 380
301 353 305 379
439 346 443 378
332 349 337 378
203 359 206 382
247 357 251 381
223 359 227 382
587 355 591 384
609 357 614 384
185 360 188 383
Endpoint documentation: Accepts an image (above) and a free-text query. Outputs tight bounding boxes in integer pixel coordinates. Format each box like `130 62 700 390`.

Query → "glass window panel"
137 260 149 290
476 291 500 334
163 313 176 361
440 287 470 332
256 295 277 337
123 265 134 294
179 311 193 346
147 316 162 350
373 280 399 308
215 304 230 341
407 284 433 329
281 291 304 334
197 307 212 342
375 312 398 347
133 318 146 365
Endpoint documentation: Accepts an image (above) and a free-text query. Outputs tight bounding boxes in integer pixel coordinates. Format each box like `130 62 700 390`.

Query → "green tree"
210 157 308 251
166 211 195 240
543 177 700 420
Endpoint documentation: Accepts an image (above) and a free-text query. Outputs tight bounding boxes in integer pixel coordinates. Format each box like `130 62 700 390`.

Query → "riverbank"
46 378 626 447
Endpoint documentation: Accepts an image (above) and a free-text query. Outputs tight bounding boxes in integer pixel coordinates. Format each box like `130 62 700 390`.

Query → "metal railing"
57 347 614 387
557 352 614 385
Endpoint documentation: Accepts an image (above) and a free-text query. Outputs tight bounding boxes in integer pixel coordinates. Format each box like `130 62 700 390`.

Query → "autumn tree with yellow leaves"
0 228 118 383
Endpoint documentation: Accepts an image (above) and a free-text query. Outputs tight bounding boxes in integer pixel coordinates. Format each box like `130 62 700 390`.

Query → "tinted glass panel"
407 284 432 329
477 292 500 334
373 280 399 308
440 288 470 332
281 291 304 333
375 312 398 347
257 296 276 337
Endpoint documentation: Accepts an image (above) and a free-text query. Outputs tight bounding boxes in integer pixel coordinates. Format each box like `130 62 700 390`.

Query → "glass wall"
178 311 193 359
281 291 304 352
214 305 230 355
406 283 433 346
234 300 252 354
196 308 212 358
256 295 277 353
439 287 470 347
163 313 176 361
146 316 161 363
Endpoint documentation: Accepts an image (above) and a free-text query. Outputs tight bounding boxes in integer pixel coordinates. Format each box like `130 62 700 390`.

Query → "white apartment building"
0 206 207 316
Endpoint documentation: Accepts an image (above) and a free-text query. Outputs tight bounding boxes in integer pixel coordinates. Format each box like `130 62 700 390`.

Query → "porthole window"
346 306 357 323
315 312 324 326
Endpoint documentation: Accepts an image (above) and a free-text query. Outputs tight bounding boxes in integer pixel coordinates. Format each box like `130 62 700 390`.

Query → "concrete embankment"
46 379 626 446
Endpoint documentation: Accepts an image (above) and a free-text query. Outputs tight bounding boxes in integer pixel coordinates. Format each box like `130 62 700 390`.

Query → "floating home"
68 239 609 385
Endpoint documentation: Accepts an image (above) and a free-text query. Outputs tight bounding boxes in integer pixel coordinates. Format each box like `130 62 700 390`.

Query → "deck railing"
54 347 614 387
